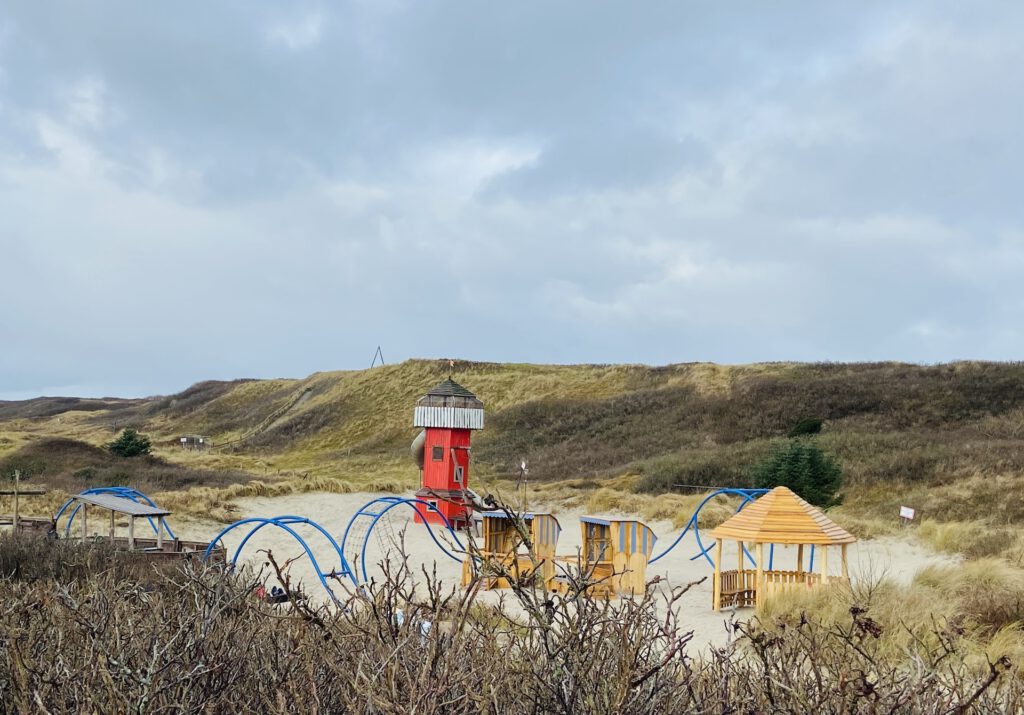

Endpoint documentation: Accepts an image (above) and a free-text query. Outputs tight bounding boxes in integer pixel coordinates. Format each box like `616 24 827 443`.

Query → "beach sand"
176 491 959 649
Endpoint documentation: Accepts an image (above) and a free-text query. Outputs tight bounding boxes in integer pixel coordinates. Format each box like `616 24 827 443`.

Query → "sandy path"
175 491 959 649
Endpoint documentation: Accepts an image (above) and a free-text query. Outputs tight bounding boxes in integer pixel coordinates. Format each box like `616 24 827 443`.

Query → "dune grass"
6 358 1024 547
760 557 1024 673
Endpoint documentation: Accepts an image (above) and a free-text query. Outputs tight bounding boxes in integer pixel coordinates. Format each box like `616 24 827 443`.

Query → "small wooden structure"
709 486 856 611
64 492 222 560
463 511 561 589
179 434 211 451
556 516 658 597
0 470 51 534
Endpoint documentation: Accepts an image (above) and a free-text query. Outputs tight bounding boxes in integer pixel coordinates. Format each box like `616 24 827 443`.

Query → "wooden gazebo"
710 486 856 610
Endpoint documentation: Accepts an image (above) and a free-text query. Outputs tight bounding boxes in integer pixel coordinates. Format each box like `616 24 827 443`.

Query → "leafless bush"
1 531 1022 713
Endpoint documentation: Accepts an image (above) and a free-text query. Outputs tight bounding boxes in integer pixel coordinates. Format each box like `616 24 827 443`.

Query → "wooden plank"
713 539 722 611
755 543 764 609
73 493 171 517
709 486 856 545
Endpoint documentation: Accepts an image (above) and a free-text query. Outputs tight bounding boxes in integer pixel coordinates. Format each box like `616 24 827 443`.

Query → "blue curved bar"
56 487 177 540
649 488 769 566
203 516 354 599
231 516 347 571
340 496 467 585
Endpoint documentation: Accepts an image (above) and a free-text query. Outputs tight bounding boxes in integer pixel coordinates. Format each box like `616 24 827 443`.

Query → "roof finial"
448 358 455 378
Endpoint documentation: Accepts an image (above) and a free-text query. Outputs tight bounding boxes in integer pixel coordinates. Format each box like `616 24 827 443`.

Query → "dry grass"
7 359 1024 539
761 556 1024 673
156 476 367 522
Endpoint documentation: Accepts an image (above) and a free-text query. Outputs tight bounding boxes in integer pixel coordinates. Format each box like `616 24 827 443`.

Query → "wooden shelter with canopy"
553 516 658 598
59 491 224 560
462 511 561 589
709 486 856 610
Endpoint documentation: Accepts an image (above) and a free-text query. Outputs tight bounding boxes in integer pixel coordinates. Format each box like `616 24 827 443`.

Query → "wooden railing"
718 569 758 608
68 535 225 562
717 569 848 608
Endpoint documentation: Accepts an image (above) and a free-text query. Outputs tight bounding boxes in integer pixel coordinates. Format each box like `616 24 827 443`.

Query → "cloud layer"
2 1 1022 397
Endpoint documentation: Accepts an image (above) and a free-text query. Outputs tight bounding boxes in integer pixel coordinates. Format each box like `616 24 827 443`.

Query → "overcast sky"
1 2 1022 399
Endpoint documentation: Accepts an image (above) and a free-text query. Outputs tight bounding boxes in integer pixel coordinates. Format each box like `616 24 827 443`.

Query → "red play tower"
411 378 484 529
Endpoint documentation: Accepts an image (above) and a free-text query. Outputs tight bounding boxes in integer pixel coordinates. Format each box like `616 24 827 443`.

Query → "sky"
1 2 1023 399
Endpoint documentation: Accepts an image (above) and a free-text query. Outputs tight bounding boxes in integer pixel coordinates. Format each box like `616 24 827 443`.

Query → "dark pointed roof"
426 378 478 399
416 378 484 410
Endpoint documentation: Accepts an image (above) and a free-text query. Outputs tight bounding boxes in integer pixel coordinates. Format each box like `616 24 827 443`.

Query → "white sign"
899 506 916 520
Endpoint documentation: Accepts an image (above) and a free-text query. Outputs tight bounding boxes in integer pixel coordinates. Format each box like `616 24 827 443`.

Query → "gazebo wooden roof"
709 486 855 546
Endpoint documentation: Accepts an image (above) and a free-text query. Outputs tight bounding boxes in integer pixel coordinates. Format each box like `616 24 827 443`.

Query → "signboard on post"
899 506 916 524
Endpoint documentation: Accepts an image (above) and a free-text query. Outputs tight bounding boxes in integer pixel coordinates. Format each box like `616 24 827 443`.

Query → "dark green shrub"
106 470 132 487
752 440 843 507
1 456 45 480
107 428 152 458
788 417 823 437
72 467 97 482
635 456 746 494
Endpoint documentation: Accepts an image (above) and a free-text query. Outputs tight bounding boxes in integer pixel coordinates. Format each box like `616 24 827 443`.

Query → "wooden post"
108 510 115 540
796 544 804 574
81 503 88 541
128 517 135 550
841 543 848 580
157 517 164 550
713 538 722 611
755 542 765 609
12 470 19 530
821 544 829 585
738 540 744 572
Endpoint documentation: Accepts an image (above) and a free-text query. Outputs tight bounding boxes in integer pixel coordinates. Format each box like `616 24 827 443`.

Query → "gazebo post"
713 539 722 611
108 510 115 540
738 540 744 572
821 545 829 585
81 504 88 541
841 543 849 580
128 517 135 550
157 517 164 550
796 544 804 574
755 542 765 608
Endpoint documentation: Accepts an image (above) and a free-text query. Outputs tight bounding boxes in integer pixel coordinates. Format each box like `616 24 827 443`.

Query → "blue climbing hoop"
55 487 176 540
340 497 466 585
649 488 770 567
202 516 355 602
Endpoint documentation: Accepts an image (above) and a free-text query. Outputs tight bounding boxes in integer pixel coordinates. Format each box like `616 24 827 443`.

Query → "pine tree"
752 440 843 507
107 428 152 458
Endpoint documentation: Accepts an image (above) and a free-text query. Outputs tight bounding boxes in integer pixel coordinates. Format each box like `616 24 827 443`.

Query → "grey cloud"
1 1 1023 398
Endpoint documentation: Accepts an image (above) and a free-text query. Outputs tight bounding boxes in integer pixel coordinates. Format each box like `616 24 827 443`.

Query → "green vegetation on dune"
2 358 1024 546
